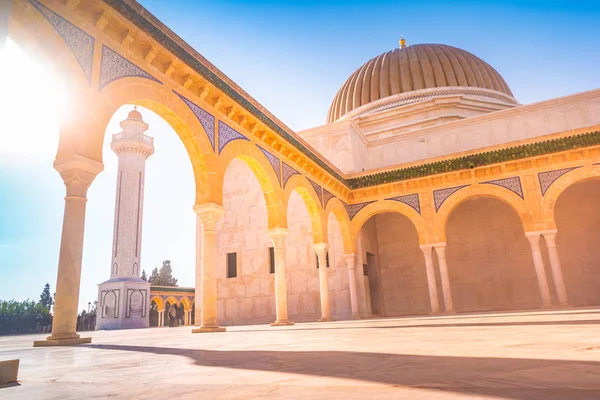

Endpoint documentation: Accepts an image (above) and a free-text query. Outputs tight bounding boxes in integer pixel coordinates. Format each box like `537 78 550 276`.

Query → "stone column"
419 244 440 314
541 229 570 306
314 243 331 321
192 203 226 333
343 253 360 319
158 310 164 327
432 243 454 313
525 232 552 307
268 228 294 326
34 155 103 347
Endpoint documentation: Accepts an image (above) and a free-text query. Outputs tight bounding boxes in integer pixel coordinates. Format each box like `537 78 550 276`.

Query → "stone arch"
444 194 541 312
540 164 600 229
165 296 179 307
433 184 534 242
323 198 354 253
551 173 600 306
150 296 165 311
351 200 427 244
218 140 284 229
82 80 219 204
283 174 324 243
179 296 193 311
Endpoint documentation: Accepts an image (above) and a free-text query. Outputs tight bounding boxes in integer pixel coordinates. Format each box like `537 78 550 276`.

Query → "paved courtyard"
1 309 600 399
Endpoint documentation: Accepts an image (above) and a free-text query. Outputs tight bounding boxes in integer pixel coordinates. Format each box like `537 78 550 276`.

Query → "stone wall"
374 213 430 316
554 179 600 306
216 158 353 325
445 197 541 312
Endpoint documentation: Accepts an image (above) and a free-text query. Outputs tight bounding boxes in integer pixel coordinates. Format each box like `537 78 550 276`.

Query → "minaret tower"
96 107 154 330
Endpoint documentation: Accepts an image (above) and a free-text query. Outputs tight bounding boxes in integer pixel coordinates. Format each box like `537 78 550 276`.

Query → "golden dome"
327 44 515 123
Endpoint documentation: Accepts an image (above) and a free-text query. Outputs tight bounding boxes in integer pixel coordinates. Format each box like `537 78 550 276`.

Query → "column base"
317 317 332 322
270 320 295 327
350 314 361 320
192 325 226 333
33 336 91 347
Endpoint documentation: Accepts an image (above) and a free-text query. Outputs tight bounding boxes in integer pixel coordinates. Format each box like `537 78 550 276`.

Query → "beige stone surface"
4 309 600 399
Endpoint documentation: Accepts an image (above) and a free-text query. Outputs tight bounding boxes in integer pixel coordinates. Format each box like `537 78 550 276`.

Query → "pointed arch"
540 164 600 229
351 200 427 244
433 184 534 241
323 198 354 253
218 140 284 229
283 174 324 243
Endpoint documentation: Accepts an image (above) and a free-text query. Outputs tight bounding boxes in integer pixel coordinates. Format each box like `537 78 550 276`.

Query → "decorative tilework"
342 201 375 220
386 194 421 214
481 176 524 199
538 167 581 196
433 185 469 212
99 45 161 90
29 0 95 84
323 189 335 208
282 162 300 188
258 146 281 186
174 91 215 151
307 179 324 208
217 121 248 154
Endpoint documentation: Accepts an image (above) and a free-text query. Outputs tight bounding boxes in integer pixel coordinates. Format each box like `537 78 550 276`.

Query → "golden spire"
400 36 407 49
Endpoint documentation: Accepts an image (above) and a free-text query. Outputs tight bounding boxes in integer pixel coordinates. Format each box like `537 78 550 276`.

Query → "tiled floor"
1 308 600 399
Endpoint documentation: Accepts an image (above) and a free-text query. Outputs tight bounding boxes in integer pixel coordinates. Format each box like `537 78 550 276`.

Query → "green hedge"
0 300 52 335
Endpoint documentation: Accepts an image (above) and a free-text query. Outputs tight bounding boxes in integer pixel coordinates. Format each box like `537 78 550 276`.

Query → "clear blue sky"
1 0 599 311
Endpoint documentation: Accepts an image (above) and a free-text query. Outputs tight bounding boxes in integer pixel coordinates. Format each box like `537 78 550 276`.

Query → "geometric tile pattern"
323 189 335 209
258 146 281 186
385 193 421 214
99 45 161 90
342 201 376 221
481 176 524 199
217 121 248 154
173 91 215 151
433 185 469 212
538 167 581 195
307 179 323 208
29 0 95 84
282 162 300 188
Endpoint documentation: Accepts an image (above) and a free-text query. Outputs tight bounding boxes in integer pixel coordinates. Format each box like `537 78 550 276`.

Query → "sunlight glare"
0 38 65 160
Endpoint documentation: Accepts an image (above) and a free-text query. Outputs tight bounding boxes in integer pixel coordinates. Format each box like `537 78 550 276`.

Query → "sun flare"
0 38 65 160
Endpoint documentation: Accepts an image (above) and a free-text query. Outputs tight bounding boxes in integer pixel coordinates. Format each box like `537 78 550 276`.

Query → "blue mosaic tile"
342 201 375 220
433 185 469 212
258 146 281 186
218 121 248 154
538 167 582 195
174 91 215 151
29 0 94 84
386 193 421 214
307 179 324 208
323 189 335 209
482 176 524 199
99 45 161 90
282 162 300 188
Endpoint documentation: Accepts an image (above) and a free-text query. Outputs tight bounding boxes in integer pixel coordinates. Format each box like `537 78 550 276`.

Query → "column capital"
431 242 447 250
194 202 224 231
268 227 288 248
540 229 559 247
525 231 542 249
54 155 104 199
343 253 356 269
313 242 329 255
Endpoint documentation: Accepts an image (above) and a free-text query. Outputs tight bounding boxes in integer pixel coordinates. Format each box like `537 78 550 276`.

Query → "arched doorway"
356 212 430 317
553 179 600 306
445 197 540 312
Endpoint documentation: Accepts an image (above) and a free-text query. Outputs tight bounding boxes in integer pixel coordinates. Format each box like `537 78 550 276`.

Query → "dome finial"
400 36 407 49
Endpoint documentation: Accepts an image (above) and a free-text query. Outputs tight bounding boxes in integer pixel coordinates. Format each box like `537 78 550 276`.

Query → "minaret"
96 107 154 330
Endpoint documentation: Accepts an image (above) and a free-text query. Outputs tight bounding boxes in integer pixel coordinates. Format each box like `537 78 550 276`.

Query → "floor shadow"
89 344 600 400
0 382 20 389
230 318 600 333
